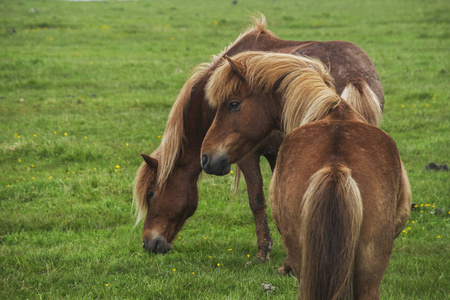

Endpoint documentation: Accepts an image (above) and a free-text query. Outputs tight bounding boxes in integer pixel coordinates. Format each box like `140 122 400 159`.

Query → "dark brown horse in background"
133 14 384 262
201 52 411 298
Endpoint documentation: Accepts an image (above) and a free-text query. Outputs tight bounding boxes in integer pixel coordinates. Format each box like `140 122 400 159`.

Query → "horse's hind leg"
354 241 391 300
394 163 411 238
239 154 273 261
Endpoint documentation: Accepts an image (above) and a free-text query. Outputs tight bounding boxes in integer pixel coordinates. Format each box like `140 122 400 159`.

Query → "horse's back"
293 41 383 101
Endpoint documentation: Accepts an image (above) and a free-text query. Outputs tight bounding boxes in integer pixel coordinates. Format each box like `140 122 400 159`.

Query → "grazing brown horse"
202 53 411 298
133 14 384 262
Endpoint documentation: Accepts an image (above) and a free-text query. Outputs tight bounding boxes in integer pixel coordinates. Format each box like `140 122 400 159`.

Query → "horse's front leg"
238 154 273 262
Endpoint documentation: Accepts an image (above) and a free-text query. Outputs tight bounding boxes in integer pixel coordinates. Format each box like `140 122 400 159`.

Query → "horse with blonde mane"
133 14 385 262
201 52 411 298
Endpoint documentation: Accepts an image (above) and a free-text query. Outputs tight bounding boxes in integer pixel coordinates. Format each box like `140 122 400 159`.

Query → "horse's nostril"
143 240 148 250
201 154 209 168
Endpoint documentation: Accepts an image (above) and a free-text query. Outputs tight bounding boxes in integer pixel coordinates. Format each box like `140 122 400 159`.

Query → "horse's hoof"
276 265 293 276
255 254 270 263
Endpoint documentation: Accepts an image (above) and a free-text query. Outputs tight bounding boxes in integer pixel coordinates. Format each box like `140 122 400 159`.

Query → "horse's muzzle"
143 236 172 254
201 153 231 176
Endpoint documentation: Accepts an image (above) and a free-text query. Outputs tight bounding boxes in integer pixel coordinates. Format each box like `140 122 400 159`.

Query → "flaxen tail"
300 164 363 300
341 79 382 126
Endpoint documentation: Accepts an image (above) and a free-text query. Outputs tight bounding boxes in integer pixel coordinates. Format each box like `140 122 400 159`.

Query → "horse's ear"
225 55 246 82
141 154 158 170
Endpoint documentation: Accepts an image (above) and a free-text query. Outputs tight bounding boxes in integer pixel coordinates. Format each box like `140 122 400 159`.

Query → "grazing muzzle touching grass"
142 234 172 254
134 154 200 255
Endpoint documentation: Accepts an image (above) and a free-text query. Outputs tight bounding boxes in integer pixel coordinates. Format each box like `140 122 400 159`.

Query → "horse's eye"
147 191 155 199
229 102 241 111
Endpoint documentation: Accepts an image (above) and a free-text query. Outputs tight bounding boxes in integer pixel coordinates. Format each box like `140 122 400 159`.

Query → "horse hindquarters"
299 164 363 300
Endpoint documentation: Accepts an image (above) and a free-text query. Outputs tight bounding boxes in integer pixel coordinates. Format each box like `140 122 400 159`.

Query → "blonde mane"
205 52 341 133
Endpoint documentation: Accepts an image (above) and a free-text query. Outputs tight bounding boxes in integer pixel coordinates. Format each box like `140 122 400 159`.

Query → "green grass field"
1 0 449 299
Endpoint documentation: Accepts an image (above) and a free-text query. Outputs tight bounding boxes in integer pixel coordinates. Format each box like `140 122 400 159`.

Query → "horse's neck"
182 77 214 170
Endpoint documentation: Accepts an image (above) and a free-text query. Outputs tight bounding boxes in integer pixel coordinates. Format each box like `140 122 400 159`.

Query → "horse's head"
201 56 282 175
135 154 198 254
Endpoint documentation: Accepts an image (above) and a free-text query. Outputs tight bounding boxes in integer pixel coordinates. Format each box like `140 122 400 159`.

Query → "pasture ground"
1 0 449 298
